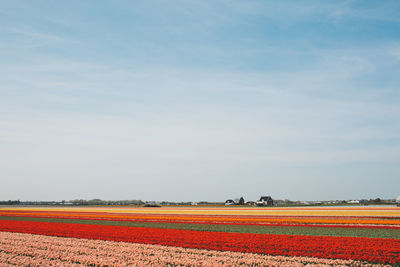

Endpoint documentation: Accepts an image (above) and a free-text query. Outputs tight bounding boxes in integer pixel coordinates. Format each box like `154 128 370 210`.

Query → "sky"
1 0 400 202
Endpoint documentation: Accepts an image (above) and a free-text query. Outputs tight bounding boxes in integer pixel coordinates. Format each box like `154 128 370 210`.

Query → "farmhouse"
256 196 274 206
225 199 235 206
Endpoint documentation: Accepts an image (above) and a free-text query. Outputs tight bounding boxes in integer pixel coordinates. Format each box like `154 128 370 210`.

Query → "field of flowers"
0 206 399 266
0 232 388 267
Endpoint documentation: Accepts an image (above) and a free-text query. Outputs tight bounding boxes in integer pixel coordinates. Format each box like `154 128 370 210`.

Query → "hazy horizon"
1 1 400 202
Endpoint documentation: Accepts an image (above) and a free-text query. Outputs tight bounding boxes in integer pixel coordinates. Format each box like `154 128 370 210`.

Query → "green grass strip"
0 216 399 239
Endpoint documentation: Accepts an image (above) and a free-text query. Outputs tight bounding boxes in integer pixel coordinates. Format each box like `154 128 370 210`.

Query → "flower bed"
0 219 399 264
0 231 389 267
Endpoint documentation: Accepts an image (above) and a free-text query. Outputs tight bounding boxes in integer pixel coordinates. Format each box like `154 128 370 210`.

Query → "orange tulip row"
1 209 399 226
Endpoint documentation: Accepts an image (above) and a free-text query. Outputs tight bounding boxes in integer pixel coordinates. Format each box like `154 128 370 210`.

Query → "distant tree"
239 197 245 205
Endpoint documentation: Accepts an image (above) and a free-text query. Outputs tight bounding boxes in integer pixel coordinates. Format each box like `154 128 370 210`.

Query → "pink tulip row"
0 231 389 267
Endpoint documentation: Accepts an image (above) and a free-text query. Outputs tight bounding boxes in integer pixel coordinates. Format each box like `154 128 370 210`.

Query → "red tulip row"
0 219 399 264
0 231 379 267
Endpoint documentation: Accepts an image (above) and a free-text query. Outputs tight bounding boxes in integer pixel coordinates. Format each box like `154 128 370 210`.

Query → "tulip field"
0 206 399 266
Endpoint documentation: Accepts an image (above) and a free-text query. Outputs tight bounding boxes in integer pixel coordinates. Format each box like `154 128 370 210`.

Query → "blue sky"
1 0 400 202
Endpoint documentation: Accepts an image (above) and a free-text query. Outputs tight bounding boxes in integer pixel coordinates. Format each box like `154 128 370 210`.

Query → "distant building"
347 200 360 204
225 199 235 206
256 196 274 206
